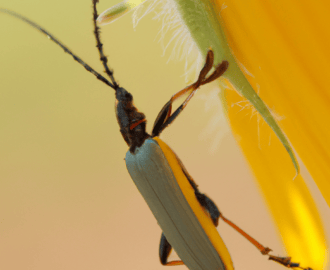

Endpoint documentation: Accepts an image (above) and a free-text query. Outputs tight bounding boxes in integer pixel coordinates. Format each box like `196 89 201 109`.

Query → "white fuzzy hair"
132 0 203 82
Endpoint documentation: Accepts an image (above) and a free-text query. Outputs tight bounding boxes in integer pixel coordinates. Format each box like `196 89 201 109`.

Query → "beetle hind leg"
219 214 313 269
159 233 184 266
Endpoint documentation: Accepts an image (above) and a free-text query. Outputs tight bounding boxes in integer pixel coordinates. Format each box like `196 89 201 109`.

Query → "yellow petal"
213 0 329 268
223 86 327 269
217 0 330 206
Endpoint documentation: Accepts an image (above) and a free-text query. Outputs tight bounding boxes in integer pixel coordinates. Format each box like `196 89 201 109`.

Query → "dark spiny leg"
92 0 119 88
219 214 313 270
195 192 220 227
159 233 184 266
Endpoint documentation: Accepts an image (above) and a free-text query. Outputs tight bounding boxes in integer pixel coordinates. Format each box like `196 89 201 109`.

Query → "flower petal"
217 0 330 207
223 86 327 269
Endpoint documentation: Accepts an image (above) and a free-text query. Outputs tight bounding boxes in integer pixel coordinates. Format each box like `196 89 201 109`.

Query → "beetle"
0 1 312 269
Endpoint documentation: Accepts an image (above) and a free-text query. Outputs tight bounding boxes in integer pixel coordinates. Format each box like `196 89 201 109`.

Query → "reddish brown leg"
152 50 228 137
219 213 313 270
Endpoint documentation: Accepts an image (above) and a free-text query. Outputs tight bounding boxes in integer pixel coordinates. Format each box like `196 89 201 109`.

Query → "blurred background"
0 0 329 269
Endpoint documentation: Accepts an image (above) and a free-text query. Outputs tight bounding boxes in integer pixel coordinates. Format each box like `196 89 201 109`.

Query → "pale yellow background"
1 1 329 270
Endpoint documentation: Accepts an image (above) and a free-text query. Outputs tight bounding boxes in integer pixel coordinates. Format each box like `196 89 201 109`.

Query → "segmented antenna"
0 8 116 90
92 0 119 89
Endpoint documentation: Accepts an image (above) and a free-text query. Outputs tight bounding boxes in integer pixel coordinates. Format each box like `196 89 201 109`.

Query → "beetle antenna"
0 8 116 90
92 0 119 89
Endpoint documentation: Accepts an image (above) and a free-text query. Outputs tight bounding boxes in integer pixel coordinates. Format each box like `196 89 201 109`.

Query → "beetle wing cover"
125 138 233 270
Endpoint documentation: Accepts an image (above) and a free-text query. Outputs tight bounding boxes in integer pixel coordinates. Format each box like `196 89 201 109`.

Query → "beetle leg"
151 83 194 136
152 59 228 137
268 255 313 270
194 49 215 88
195 192 221 227
201 60 229 85
219 213 272 254
159 233 184 266
152 50 213 137
152 81 198 137
174 152 220 227
219 214 312 269
151 50 214 137
151 100 173 137
178 59 229 113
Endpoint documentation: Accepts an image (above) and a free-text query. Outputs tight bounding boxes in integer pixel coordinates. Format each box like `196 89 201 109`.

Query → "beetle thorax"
115 87 150 153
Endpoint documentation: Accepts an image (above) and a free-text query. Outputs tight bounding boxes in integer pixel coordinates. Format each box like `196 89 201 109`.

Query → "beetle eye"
125 92 132 100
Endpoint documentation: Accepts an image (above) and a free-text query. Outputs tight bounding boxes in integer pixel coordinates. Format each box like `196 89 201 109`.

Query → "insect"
0 1 312 269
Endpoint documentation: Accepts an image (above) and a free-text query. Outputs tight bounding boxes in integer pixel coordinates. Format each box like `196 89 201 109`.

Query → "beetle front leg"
151 50 228 137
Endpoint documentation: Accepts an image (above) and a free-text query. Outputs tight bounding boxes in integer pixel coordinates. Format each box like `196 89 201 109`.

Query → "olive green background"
1 0 329 269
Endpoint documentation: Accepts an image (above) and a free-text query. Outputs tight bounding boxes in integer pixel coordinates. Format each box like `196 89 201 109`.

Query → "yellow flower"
99 0 328 269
